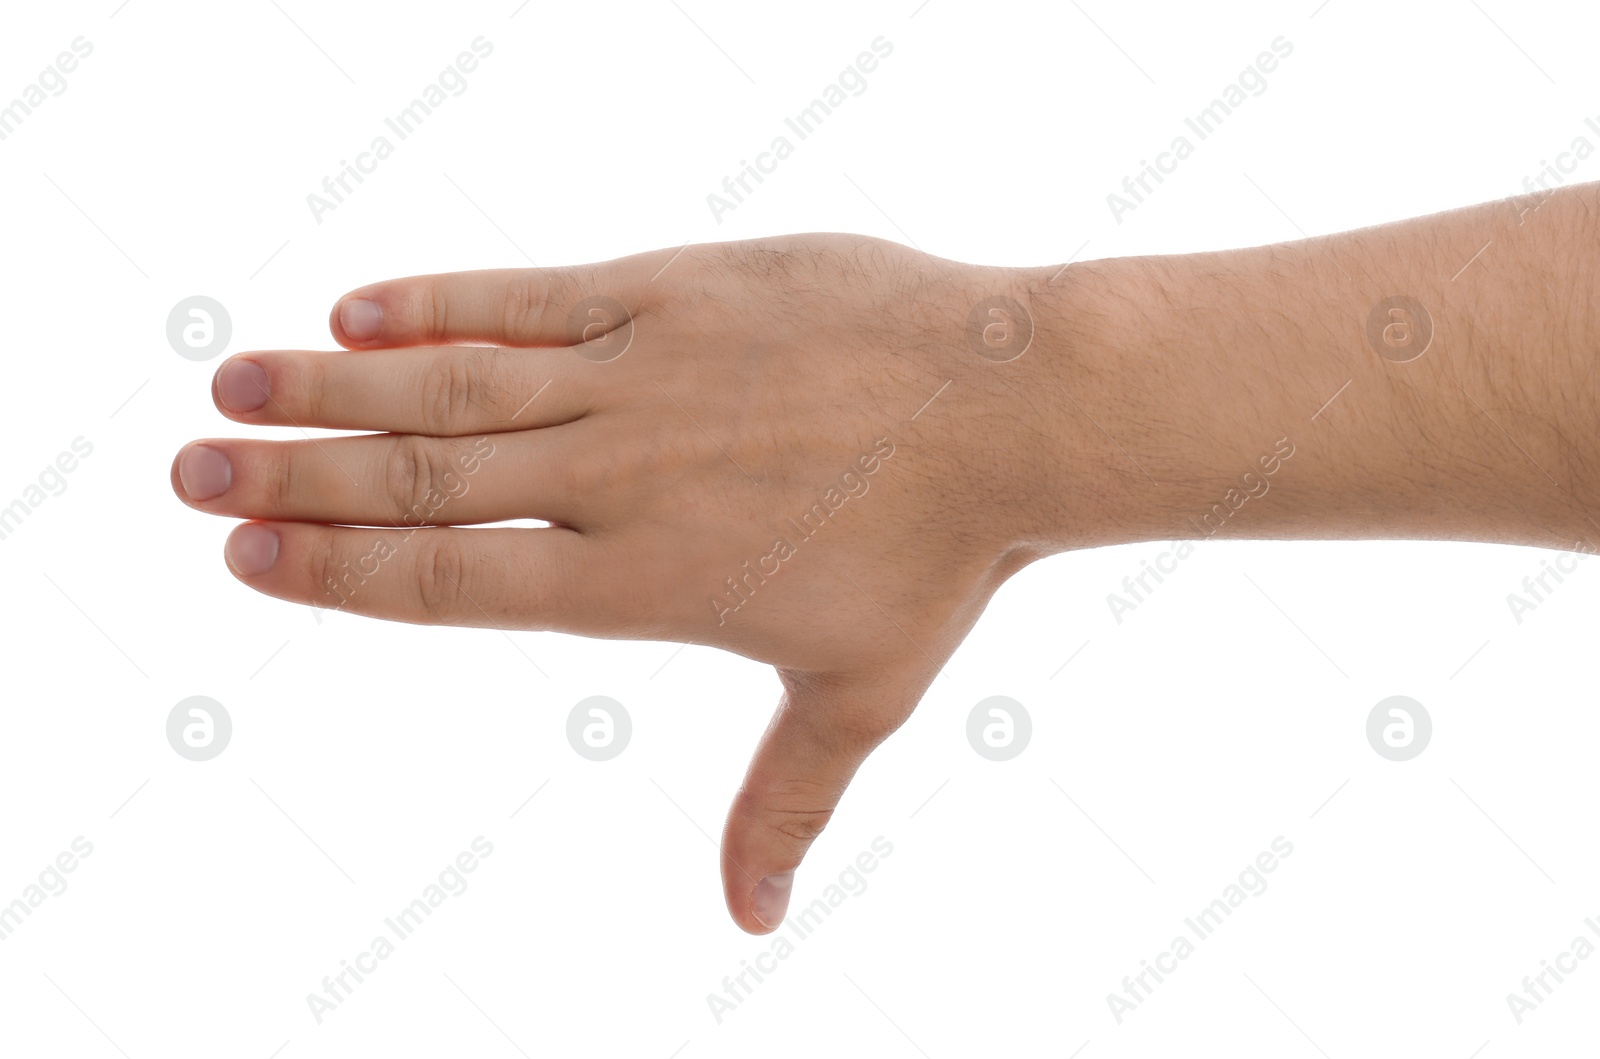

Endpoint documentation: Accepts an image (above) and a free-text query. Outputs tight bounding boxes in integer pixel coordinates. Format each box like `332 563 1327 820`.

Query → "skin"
172 180 1600 933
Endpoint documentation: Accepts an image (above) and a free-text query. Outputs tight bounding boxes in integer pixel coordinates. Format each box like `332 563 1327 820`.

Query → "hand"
170 233 1071 933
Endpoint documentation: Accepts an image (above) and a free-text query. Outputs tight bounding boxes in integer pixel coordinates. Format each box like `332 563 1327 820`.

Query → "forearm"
1027 183 1600 554
182 196 1600 936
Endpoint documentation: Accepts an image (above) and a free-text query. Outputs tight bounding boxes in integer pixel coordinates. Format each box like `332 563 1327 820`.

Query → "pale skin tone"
172 180 1600 934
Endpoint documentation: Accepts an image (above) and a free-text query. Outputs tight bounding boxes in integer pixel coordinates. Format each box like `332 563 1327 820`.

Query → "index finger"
328 249 682 349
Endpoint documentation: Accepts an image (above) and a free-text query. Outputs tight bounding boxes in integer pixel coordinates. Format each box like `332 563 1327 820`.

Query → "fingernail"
216 358 269 412
752 872 794 929
227 524 279 576
339 298 383 341
178 445 232 500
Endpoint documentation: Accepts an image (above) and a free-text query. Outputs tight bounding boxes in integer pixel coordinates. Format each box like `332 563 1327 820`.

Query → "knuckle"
767 805 836 846
413 536 469 622
422 353 482 435
420 282 450 340
827 710 895 755
298 354 330 424
502 272 553 343
268 446 299 513
385 434 438 525
749 775 842 846
313 538 343 604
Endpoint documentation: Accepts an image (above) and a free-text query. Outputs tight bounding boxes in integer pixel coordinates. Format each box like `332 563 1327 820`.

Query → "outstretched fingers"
213 345 594 435
330 263 648 351
223 521 590 630
173 429 589 529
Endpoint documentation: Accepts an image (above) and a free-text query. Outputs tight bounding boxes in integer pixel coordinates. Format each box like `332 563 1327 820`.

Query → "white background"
2 0 1597 1055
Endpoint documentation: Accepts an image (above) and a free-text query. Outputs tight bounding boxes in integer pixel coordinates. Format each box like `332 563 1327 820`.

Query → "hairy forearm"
177 192 1600 935
1027 182 1600 555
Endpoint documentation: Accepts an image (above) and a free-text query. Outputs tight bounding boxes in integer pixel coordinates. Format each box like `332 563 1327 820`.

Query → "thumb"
720 670 920 935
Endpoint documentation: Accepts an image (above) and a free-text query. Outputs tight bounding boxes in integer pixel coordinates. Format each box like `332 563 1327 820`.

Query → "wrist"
1017 247 1315 556
1009 254 1181 557
951 258 1121 563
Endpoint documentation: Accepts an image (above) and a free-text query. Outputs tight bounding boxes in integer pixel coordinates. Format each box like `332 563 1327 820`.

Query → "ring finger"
172 429 585 528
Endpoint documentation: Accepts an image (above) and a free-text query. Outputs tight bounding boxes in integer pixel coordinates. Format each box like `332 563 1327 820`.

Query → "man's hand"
169 233 1071 934
176 183 1600 933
